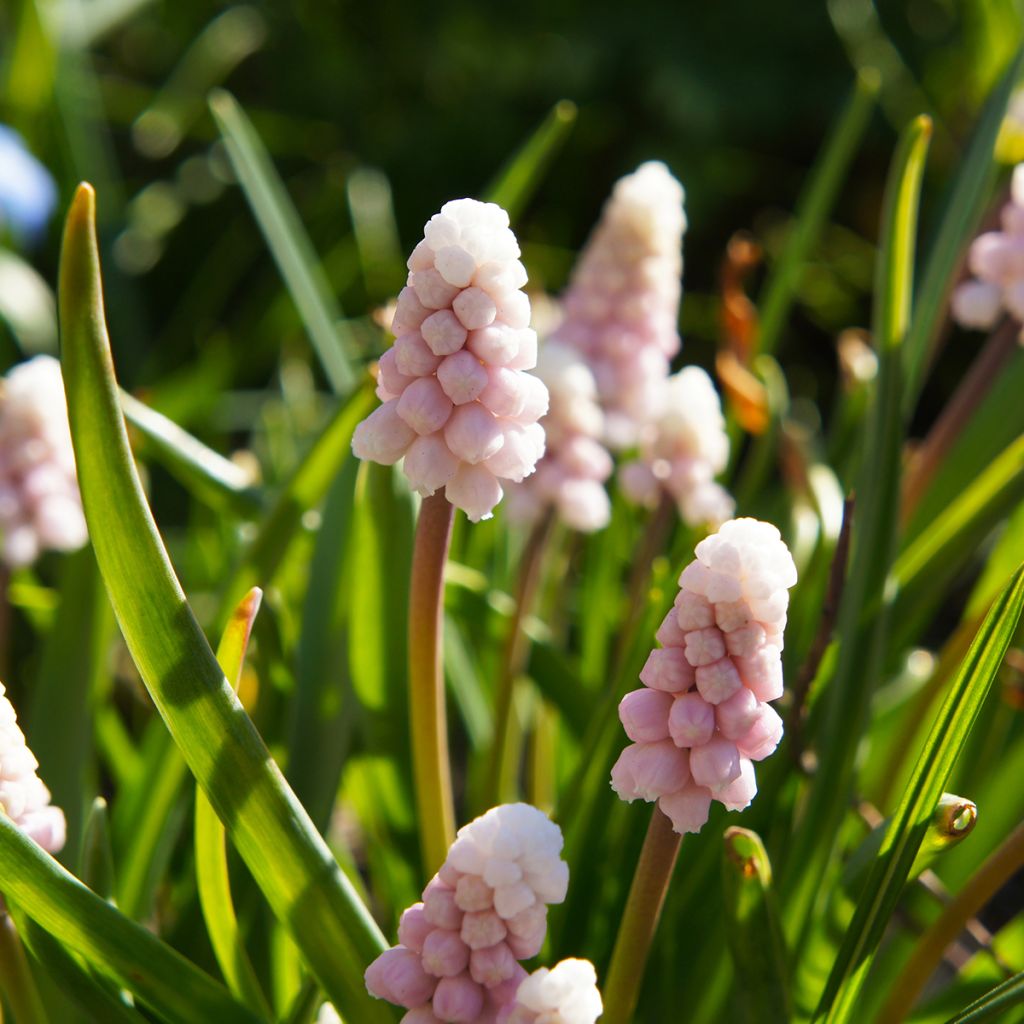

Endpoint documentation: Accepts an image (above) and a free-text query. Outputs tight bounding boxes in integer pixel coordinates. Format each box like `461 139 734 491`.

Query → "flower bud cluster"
497 959 603 1024
551 161 686 449
365 803 570 1022
952 164 1024 333
505 341 612 532
611 518 796 834
618 366 734 528
0 356 87 568
352 200 548 522
0 682 65 853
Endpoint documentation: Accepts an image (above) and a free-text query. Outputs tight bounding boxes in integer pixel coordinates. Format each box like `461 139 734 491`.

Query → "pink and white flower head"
552 161 685 449
497 959 603 1024
352 199 548 522
618 366 734 528
505 340 612 532
0 356 87 568
951 164 1024 334
365 803 569 1022
0 682 65 853
610 518 796 835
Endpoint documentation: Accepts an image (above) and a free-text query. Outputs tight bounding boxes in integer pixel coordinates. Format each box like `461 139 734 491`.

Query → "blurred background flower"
0 126 57 246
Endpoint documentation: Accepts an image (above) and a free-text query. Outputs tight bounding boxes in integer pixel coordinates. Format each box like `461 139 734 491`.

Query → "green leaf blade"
58 183 391 1022
815 564 1024 1022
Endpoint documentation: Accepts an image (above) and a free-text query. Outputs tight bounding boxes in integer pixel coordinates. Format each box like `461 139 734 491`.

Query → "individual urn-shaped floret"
498 959 603 1024
611 518 796 835
505 340 612 532
0 682 65 853
951 163 1024 334
352 199 548 522
619 366 734 529
0 356 87 568
551 161 685 449
365 803 569 1021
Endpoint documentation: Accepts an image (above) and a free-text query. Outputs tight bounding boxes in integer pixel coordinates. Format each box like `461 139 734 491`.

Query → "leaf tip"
554 99 578 124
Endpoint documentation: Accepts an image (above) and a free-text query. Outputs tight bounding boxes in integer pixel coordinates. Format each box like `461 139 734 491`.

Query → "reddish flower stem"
409 491 457 877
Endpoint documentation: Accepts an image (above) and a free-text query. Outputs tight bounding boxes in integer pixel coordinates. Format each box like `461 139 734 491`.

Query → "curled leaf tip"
936 794 978 837
239 586 263 621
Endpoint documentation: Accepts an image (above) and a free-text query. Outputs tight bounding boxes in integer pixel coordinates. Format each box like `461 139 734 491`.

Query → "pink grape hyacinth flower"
352 199 548 522
497 959 603 1024
619 366 734 528
951 163 1024 334
550 161 685 450
0 355 87 568
365 803 570 1023
0 682 65 853
505 340 612 532
611 518 797 835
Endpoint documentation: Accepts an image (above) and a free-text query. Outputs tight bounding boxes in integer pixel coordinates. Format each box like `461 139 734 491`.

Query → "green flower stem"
409 491 457 876
486 508 556 806
602 806 682 1024
0 910 48 1024
876 821 1024 1024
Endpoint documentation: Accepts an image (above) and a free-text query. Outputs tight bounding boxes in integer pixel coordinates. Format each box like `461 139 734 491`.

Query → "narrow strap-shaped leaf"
10 906 145 1024
813 563 1024 1022
902 46 1024 415
81 796 116 902
890 432 1024 642
944 972 1024 1024
196 587 272 1019
208 89 356 394
483 100 577 221
121 390 265 517
781 115 932 942
722 828 791 1024
287 459 361 832
27 544 112 866
0 815 261 1023
223 383 375 618
757 70 878 357
58 184 391 1021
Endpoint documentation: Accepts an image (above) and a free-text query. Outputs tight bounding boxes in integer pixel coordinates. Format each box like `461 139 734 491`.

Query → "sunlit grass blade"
902 46 1024 414
944 972 1024 1024
131 8 265 160
890 432 1024 643
813 564 1024 1023
483 100 578 220
196 587 272 1019
58 184 390 1021
81 797 116 902
287 459 361 831
0 908 47 1024
875 819 1022 1024
781 114 932 941
722 827 791 1024
208 89 357 394
27 545 112 866
756 70 878 357
0 816 261 1023
11 908 144 1024
121 390 265 517
347 167 405 299
113 725 188 919
224 383 375 616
